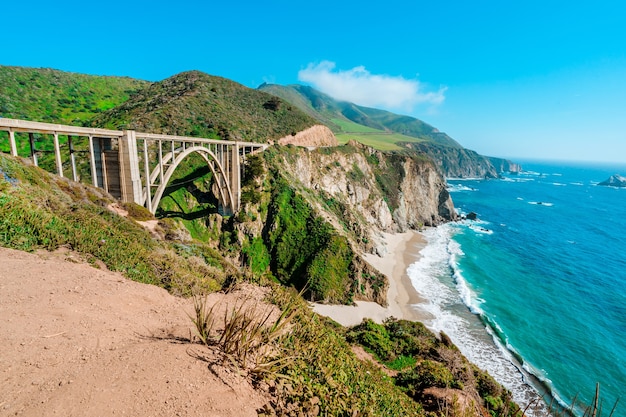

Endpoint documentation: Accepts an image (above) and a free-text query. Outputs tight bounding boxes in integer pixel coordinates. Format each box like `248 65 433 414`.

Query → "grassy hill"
0 66 148 124
91 71 319 143
258 83 462 149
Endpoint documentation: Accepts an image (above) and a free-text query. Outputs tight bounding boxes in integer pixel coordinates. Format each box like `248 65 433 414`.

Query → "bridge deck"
0 117 268 214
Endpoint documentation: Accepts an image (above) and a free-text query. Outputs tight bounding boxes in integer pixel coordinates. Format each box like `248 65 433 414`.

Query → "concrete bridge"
0 117 268 215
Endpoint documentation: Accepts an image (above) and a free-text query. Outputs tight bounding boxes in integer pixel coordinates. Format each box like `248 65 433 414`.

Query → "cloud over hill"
298 61 446 113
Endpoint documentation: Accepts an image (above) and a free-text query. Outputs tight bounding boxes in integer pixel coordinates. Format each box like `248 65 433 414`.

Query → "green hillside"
91 71 318 143
258 83 462 149
0 66 148 124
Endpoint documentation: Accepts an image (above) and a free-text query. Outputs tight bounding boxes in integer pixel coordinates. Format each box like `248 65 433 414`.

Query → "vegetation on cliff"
0 66 148 124
91 71 319 142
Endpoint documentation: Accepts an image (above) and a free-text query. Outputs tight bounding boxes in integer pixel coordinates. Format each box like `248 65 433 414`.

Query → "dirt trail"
0 247 269 417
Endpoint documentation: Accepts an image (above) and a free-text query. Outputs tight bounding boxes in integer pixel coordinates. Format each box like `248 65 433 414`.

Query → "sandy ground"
0 247 270 417
312 231 434 326
0 230 433 415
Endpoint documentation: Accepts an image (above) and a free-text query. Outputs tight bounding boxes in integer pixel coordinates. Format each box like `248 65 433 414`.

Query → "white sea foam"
446 177 484 181
505 177 535 183
528 201 554 207
552 182 567 186
447 183 477 192
408 225 548 416
520 170 541 176
469 225 493 234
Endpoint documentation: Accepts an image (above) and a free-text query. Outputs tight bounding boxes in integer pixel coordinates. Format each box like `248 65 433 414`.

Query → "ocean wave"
504 177 536 183
447 183 478 192
446 177 484 181
520 170 541 176
457 219 494 235
408 225 549 415
528 201 554 206
469 225 493 234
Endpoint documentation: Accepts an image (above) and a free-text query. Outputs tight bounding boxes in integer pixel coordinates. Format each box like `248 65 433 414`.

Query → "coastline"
311 230 432 326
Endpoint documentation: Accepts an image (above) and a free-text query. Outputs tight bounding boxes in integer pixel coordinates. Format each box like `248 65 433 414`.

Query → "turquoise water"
408 160 626 415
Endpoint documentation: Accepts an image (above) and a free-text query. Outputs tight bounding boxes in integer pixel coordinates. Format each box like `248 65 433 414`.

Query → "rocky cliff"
406 142 521 178
229 141 457 305
488 156 522 174
265 141 456 256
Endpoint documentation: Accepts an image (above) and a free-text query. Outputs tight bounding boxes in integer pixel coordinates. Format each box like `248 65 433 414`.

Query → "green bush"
346 319 395 361
395 360 461 398
242 236 270 276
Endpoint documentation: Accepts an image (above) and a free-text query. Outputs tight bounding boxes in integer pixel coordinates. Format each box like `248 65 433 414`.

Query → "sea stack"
598 174 626 187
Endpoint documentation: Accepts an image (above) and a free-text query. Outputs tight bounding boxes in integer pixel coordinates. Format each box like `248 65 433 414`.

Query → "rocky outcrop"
393 156 456 231
488 156 522 174
598 174 626 187
271 141 456 255
276 124 338 147
405 142 520 178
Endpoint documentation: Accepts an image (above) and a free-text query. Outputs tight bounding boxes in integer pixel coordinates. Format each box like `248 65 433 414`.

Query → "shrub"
396 360 462 398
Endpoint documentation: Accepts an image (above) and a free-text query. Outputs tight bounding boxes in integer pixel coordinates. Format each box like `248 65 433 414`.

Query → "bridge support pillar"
118 131 143 205
231 143 240 212
8 129 17 156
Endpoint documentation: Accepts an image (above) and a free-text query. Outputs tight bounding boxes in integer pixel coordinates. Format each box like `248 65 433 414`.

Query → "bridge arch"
148 146 235 215
0 118 268 216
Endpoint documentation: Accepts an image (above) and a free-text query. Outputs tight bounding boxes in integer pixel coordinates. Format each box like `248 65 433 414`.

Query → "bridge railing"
0 117 267 214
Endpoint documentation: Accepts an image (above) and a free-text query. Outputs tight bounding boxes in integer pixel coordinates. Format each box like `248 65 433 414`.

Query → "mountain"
0 65 148 124
91 71 320 143
258 83 462 148
258 83 521 177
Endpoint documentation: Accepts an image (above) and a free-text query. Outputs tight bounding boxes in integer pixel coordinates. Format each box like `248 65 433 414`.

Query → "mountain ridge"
258 83 521 177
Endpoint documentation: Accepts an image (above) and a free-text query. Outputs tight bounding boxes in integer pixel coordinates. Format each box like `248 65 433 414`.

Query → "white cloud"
297 61 446 112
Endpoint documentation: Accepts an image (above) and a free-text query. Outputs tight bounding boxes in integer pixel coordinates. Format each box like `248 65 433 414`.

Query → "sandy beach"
312 231 433 326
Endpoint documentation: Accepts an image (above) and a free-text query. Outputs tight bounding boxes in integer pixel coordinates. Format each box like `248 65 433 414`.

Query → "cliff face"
488 156 522 174
232 142 456 305
406 142 521 178
393 157 456 231
268 142 456 256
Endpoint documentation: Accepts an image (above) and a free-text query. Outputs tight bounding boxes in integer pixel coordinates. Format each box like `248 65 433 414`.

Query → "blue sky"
4 0 626 163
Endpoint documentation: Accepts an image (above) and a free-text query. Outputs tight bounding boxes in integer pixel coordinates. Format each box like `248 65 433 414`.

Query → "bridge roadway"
0 117 268 214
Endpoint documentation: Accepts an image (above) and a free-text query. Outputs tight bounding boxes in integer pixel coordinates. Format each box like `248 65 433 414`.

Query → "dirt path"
0 247 268 417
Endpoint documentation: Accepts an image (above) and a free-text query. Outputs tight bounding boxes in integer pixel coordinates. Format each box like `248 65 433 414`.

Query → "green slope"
258 83 462 149
0 65 148 124
92 71 319 143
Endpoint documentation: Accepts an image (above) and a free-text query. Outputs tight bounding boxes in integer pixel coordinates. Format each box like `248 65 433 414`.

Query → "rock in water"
598 174 626 187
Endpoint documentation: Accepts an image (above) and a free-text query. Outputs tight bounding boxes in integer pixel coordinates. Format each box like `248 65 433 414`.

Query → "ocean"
408 160 626 416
